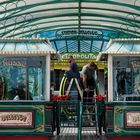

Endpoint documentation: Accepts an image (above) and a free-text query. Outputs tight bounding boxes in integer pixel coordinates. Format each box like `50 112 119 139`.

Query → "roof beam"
6 23 138 38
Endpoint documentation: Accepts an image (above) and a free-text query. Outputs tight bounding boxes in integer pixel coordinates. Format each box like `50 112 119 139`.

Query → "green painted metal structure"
0 1 140 139
55 100 105 139
0 101 54 136
97 38 140 137
0 0 140 53
106 102 140 136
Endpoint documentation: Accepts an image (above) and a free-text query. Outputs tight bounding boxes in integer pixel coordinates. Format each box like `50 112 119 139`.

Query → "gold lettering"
0 114 28 122
16 115 20 120
8 115 11 120
1 116 6 121
2 60 26 67
132 115 140 122
23 116 27 122
5 115 8 121
20 116 27 122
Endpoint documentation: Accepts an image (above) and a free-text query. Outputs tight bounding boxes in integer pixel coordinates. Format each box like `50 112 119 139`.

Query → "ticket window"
113 56 140 101
0 57 46 100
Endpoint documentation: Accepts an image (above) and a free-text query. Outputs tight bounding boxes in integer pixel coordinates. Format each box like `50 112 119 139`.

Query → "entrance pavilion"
0 1 140 140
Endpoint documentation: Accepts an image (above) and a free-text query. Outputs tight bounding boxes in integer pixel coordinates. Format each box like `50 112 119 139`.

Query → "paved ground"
50 127 107 140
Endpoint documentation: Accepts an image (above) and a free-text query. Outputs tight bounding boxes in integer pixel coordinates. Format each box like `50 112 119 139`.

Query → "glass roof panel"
82 2 139 14
118 42 133 52
80 40 90 52
82 9 129 17
133 43 140 52
16 43 28 51
0 0 139 53
30 17 78 24
101 39 140 55
81 16 127 23
20 4 77 12
3 43 15 51
101 41 109 51
105 42 123 52
0 43 5 50
25 9 78 17
0 39 56 54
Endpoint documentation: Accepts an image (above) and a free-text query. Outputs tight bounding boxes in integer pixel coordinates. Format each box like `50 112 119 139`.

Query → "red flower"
94 94 106 101
51 95 70 101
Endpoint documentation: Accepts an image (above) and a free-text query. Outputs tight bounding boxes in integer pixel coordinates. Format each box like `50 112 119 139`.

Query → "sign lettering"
0 111 33 127
3 60 26 67
56 29 103 39
61 53 98 59
126 111 140 127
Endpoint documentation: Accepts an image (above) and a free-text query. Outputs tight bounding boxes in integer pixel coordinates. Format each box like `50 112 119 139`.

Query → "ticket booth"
97 38 140 139
0 38 58 140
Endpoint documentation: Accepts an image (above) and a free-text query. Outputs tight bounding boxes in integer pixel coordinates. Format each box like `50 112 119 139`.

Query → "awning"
0 38 57 56
97 38 140 61
0 1 140 38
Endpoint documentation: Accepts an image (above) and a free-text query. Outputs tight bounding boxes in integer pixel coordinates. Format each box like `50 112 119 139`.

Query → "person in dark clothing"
65 61 81 100
66 63 79 81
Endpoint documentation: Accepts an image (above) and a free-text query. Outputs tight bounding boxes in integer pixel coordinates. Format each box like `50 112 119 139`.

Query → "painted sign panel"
61 53 98 59
55 29 103 39
125 111 140 128
0 111 34 128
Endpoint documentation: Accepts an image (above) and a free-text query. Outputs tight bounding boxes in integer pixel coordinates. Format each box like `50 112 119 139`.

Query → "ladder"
65 78 83 99
59 75 100 138
59 75 82 99
81 89 100 136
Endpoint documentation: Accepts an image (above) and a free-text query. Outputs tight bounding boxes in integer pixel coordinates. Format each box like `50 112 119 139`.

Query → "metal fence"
54 99 106 140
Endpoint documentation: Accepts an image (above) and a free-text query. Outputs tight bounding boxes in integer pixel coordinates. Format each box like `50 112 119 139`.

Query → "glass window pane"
0 56 45 101
113 56 140 101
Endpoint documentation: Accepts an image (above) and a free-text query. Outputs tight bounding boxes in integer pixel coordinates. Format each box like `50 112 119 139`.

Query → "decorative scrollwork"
114 124 123 132
114 106 122 115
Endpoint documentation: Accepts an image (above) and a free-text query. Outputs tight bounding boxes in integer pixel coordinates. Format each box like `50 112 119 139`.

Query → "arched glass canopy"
0 0 140 53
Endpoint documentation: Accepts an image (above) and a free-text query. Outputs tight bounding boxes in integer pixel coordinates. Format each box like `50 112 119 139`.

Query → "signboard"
0 58 27 67
56 29 103 39
125 111 140 128
3 60 26 67
61 53 98 59
0 111 34 128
